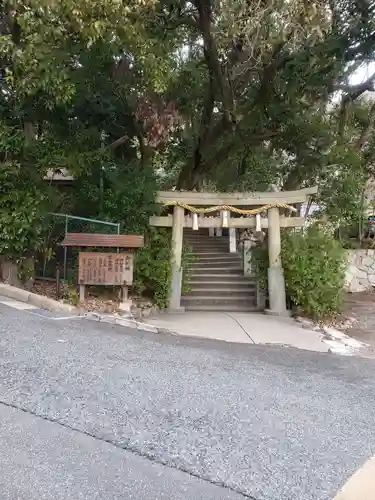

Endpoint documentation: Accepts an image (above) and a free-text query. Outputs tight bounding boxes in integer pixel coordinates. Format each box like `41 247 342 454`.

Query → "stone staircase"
182 229 258 311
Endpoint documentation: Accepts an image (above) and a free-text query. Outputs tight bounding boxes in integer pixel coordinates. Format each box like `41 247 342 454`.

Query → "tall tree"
154 0 375 189
1 0 375 201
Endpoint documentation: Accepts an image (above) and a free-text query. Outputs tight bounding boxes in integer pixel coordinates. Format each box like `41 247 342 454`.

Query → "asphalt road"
1 302 375 500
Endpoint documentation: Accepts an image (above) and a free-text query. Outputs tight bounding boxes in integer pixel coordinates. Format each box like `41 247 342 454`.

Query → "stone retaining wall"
345 249 375 292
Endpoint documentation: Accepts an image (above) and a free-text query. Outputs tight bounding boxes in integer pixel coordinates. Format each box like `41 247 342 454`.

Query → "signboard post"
78 252 134 305
61 233 144 313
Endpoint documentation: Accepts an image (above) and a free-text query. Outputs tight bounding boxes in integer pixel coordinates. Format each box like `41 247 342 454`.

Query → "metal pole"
63 215 68 281
56 266 60 300
100 132 105 215
117 223 120 253
99 168 104 215
49 212 119 227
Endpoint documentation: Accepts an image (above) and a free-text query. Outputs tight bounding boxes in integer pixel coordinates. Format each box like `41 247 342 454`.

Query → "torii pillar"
169 204 185 312
267 207 287 315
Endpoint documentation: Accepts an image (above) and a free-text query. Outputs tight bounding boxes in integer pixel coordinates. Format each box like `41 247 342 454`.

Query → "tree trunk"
0 259 21 287
0 257 35 289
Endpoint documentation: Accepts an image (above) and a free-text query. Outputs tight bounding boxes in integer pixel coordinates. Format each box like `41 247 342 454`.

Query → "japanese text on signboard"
78 252 133 285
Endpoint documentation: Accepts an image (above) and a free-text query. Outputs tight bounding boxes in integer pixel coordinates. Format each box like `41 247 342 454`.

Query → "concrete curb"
84 312 177 336
295 317 368 356
0 283 173 334
333 456 375 500
0 283 77 314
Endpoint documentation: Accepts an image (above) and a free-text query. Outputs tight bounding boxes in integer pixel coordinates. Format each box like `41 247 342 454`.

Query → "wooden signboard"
78 252 133 286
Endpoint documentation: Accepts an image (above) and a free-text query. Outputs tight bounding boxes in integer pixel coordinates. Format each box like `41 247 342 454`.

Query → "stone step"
185 231 225 235
184 234 227 239
184 230 217 233
187 248 230 254
181 296 257 307
185 240 228 246
192 253 239 259
185 241 228 247
189 267 243 275
183 230 257 312
183 304 260 312
190 266 242 272
188 249 230 255
188 280 256 290
192 254 236 260
194 252 240 261
183 234 229 243
191 258 241 269
187 273 251 281
185 288 256 298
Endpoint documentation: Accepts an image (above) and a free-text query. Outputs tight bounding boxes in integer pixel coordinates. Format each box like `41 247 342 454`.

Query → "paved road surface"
0 299 375 500
0 404 241 500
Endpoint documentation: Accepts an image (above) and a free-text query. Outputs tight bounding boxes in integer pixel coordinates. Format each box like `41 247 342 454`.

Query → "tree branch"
345 32 375 63
201 128 280 174
333 71 375 94
163 14 197 29
193 0 234 123
355 102 375 151
109 134 128 149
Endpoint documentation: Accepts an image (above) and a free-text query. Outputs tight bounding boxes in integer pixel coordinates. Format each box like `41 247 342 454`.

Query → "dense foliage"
0 163 50 260
253 226 346 321
133 229 172 308
281 227 346 321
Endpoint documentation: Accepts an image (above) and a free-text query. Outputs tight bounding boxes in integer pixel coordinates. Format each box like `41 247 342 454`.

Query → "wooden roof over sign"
61 233 144 248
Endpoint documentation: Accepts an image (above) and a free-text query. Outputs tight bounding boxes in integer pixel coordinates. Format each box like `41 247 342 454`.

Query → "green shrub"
133 228 172 308
281 226 346 321
253 226 346 321
133 228 194 309
0 163 49 260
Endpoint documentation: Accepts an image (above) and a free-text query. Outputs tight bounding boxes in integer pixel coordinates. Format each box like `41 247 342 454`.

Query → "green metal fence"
36 213 120 282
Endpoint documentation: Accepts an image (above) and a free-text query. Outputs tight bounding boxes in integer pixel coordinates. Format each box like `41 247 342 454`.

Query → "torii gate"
149 187 317 315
